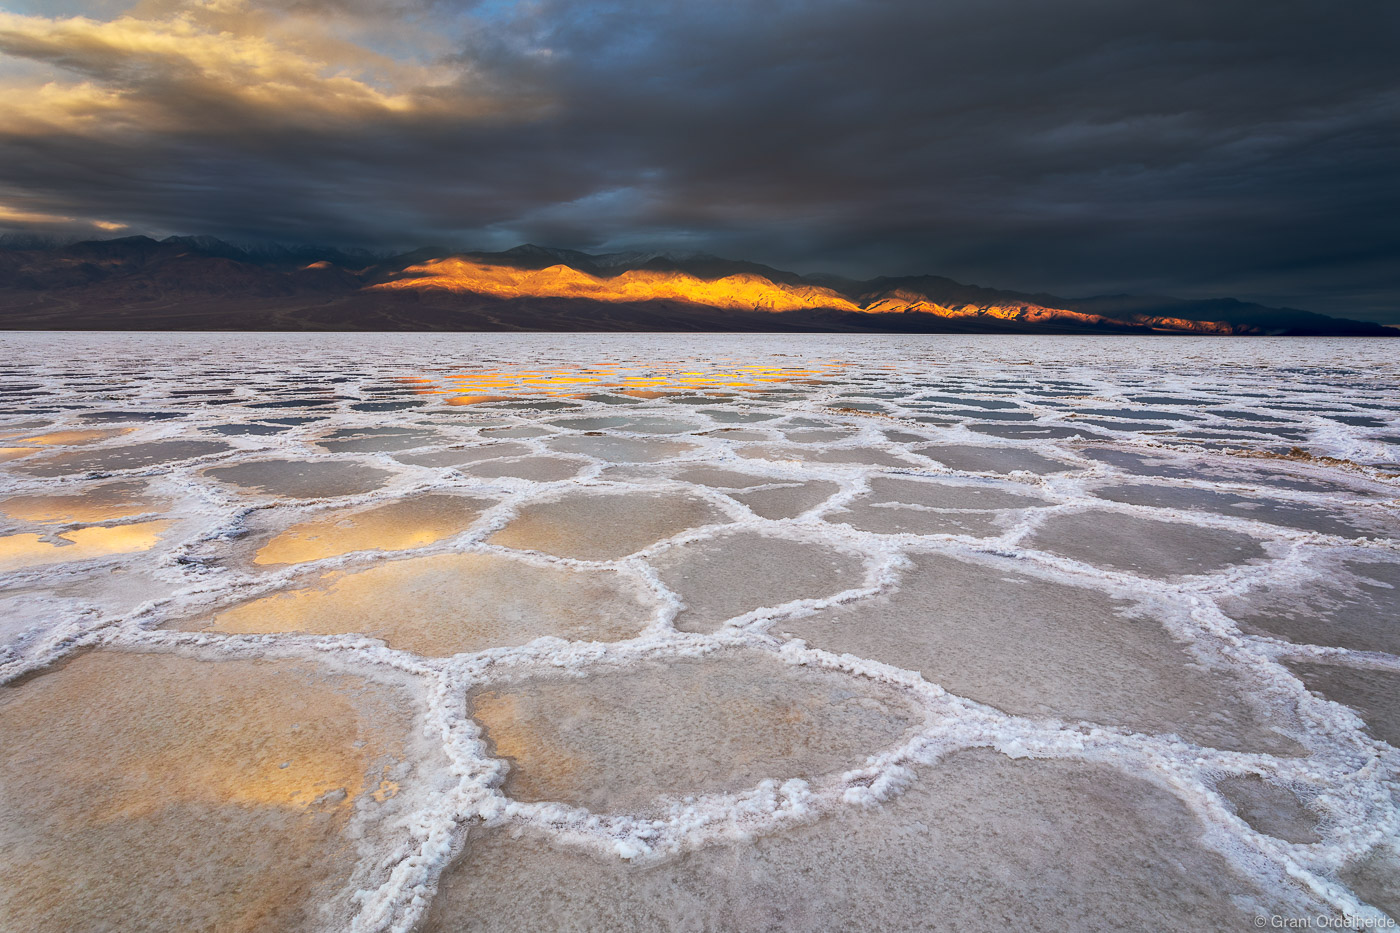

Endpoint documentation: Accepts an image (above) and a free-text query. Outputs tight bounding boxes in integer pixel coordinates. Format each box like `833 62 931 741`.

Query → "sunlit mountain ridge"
372 256 1310 335
372 258 864 313
0 235 1391 335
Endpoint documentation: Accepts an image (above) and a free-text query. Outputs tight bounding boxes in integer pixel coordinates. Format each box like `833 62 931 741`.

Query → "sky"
0 0 1396 320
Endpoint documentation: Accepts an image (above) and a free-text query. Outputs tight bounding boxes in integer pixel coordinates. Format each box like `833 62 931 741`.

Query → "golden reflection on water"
0 428 132 461
0 427 139 466
403 359 851 402
0 481 157 524
254 494 485 566
470 690 582 796
0 520 171 571
445 394 513 406
2 653 392 811
191 552 651 656
0 651 414 933
15 428 130 447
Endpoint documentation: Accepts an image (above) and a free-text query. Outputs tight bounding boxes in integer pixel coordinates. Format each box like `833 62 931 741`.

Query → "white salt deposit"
0 332 1397 932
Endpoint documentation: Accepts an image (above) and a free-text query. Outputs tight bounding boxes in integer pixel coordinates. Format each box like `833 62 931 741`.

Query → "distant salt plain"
0 333 1397 932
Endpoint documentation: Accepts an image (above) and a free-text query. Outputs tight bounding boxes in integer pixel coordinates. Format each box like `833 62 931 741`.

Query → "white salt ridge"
0 334 1397 932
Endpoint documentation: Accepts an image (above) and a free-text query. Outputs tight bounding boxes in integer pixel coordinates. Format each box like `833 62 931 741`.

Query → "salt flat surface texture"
0 333 1398 932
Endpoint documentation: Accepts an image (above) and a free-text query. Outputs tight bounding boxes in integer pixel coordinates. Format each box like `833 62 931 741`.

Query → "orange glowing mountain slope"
371 259 864 313
369 257 1243 332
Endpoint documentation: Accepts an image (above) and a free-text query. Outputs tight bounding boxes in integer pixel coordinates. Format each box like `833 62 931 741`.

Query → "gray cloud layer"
0 0 1396 319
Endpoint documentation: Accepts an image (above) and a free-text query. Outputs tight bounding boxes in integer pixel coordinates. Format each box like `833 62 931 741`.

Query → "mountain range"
0 235 1391 336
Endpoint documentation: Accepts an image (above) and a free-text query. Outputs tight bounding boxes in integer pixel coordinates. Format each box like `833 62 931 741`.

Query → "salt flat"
0 333 1397 932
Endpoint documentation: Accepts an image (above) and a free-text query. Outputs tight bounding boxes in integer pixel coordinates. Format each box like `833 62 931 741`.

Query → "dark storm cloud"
0 0 1396 318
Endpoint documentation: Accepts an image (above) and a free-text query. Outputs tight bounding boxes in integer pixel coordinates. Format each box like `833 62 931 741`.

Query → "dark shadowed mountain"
0 236 1391 335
